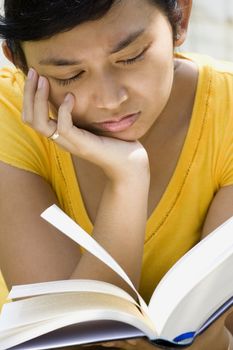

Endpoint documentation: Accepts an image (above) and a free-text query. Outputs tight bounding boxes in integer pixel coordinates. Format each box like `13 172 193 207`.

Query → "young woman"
0 1 232 349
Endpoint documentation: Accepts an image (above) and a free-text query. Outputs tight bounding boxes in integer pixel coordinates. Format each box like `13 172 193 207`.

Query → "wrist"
108 169 150 192
107 159 150 185
103 142 150 183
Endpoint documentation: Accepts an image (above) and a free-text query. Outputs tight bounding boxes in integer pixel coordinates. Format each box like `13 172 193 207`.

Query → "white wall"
0 0 233 67
182 0 233 61
0 0 11 66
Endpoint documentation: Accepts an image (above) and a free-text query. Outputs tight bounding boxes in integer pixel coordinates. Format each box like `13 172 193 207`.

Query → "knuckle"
34 89 44 103
23 79 31 93
56 124 67 137
30 121 39 132
35 126 45 135
57 124 75 141
24 79 36 97
31 119 44 134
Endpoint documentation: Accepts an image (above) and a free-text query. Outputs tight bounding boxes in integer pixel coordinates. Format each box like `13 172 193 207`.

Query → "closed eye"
55 44 151 87
56 71 85 87
118 44 150 65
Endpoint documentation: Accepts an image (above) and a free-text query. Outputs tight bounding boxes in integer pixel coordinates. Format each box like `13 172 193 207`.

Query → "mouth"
93 112 141 133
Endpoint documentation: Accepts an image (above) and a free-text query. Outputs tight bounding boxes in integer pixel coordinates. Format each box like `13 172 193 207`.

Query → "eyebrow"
39 28 146 66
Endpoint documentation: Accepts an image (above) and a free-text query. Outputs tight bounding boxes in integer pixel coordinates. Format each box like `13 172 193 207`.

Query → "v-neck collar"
145 54 212 243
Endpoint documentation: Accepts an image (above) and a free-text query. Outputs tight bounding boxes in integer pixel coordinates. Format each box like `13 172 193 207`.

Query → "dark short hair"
0 0 182 72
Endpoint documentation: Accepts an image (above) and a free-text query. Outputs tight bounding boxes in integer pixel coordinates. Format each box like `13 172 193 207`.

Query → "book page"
148 215 233 339
2 321 145 350
41 205 149 314
0 293 145 330
8 321 144 350
9 279 135 306
0 293 156 349
155 253 233 341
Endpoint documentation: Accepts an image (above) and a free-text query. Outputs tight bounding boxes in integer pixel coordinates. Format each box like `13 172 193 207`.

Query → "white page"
153 250 233 340
41 205 149 314
0 293 145 331
148 215 233 334
9 321 144 350
0 298 156 350
9 279 135 305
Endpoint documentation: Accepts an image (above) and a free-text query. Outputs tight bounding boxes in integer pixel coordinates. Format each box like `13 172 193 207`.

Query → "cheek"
48 86 65 112
134 58 174 120
48 85 87 118
154 52 174 87
134 58 174 103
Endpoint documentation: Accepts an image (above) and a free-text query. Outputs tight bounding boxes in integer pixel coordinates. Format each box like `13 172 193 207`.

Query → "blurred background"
182 0 233 61
0 0 233 67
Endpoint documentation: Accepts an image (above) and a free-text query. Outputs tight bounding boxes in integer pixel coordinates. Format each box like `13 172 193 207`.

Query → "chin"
110 134 138 141
102 129 147 142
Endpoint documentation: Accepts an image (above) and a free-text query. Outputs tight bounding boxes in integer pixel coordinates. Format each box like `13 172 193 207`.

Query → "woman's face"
22 0 176 141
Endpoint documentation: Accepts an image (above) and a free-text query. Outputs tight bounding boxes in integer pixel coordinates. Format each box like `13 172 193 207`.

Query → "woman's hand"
83 338 161 350
22 69 149 183
22 68 150 293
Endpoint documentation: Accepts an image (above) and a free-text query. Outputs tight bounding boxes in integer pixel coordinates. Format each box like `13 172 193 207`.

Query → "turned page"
9 279 136 304
40 205 149 313
0 293 144 331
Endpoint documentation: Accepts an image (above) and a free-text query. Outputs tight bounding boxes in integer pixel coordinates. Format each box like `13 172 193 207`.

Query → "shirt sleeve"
0 67 51 181
0 271 8 311
216 71 233 187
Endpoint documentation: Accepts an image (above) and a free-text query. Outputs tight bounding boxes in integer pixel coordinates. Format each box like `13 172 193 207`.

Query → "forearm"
70 172 150 292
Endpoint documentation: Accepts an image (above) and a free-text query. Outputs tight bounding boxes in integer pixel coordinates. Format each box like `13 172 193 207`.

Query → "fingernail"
27 68 35 80
64 93 72 102
127 339 137 345
102 342 116 347
38 76 46 89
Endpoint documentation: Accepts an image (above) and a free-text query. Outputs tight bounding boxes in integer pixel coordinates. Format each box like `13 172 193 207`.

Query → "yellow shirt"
0 53 233 308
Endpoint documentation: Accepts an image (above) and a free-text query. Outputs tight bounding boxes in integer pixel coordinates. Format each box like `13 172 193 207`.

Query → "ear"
174 0 192 47
2 40 15 64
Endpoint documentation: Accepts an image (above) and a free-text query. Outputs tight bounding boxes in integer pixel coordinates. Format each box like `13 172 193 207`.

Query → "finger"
46 93 79 151
101 342 117 347
126 339 138 346
56 94 101 157
82 343 113 348
57 93 75 137
33 76 57 137
52 92 81 149
22 68 38 124
101 340 133 349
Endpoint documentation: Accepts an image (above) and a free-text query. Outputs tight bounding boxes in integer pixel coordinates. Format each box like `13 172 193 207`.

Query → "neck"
140 57 198 155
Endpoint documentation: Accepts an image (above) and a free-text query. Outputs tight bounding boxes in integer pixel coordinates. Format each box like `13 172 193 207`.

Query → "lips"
94 112 140 133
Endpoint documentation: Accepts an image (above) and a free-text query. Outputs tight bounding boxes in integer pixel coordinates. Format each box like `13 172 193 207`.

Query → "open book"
0 205 233 350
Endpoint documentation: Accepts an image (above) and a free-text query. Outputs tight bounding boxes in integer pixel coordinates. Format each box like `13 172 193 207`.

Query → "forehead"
22 0 160 58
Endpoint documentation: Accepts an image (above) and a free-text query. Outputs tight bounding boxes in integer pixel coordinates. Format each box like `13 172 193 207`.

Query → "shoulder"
0 66 26 130
181 53 233 124
0 66 53 178
179 53 233 97
0 65 25 83
0 66 25 114
0 66 25 95
179 52 233 74
186 54 233 187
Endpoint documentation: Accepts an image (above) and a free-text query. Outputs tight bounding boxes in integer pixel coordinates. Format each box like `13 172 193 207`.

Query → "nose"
92 73 128 110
